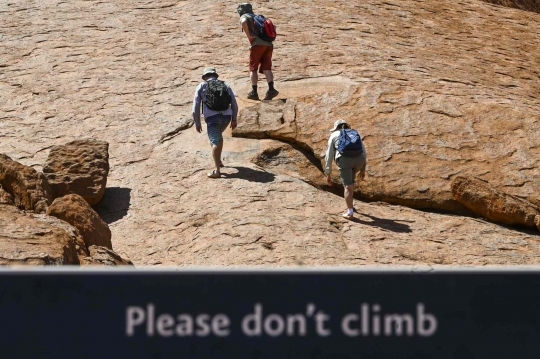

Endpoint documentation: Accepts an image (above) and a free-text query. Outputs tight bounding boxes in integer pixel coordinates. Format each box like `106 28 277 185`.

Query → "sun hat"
330 119 349 132
202 67 219 80
237 3 253 16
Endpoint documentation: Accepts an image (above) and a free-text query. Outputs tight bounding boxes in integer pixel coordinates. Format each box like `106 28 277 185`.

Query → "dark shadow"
222 166 276 183
352 212 413 233
92 187 132 224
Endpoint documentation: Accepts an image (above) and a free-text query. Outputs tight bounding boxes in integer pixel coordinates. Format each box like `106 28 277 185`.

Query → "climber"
192 67 239 179
325 119 367 220
237 3 279 101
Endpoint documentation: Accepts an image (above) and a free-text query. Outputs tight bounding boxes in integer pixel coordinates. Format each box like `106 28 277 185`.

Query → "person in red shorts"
237 3 279 101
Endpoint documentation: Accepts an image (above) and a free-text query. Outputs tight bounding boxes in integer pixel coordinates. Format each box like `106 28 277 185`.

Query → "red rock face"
43 140 109 206
0 154 52 213
1 0 539 266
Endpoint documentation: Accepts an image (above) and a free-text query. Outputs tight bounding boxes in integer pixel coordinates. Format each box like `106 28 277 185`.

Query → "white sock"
347 208 354 216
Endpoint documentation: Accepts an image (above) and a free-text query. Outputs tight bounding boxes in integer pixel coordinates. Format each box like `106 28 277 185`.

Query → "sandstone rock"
0 154 52 213
481 0 540 13
0 185 14 205
80 245 133 266
0 205 79 265
452 175 540 227
33 214 89 257
535 215 540 231
43 140 109 205
47 194 112 250
158 118 194 144
1 0 540 267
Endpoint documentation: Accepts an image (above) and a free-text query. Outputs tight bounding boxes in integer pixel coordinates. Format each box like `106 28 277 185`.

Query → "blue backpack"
248 14 277 42
337 129 363 157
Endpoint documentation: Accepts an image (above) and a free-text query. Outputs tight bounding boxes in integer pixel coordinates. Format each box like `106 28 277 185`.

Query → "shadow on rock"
222 166 276 183
93 187 131 224
353 212 413 233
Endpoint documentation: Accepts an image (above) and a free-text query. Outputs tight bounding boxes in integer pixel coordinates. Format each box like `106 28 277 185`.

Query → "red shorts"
249 45 273 73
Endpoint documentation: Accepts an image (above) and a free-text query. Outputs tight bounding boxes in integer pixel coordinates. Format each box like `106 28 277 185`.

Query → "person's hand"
359 170 366 181
195 124 202 133
230 120 237 130
326 174 332 186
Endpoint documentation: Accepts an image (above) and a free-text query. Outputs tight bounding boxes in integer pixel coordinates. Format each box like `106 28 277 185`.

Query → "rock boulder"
452 175 540 227
0 205 79 265
46 194 112 250
0 154 52 213
43 140 109 205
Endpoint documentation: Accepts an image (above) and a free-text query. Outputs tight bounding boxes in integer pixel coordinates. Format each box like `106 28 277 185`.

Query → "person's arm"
192 83 203 133
228 85 239 130
360 138 367 180
241 17 256 44
324 134 336 185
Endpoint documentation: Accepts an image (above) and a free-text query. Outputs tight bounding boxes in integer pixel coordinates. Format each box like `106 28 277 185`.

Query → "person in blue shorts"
192 67 239 178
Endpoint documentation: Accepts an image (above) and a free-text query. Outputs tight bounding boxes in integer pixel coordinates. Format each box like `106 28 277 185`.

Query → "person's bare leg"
344 184 354 211
212 139 224 173
250 70 258 86
263 70 273 83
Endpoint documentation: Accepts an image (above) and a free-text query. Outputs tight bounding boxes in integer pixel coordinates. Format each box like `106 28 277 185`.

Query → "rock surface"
452 175 540 228
1 0 539 266
80 245 133 266
0 186 14 205
481 0 540 13
47 194 113 250
0 154 52 213
0 205 80 265
43 140 109 205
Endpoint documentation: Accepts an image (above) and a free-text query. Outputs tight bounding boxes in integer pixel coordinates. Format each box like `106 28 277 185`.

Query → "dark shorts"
249 45 273 73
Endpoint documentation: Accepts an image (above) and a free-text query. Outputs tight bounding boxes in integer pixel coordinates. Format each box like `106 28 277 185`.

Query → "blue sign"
0 269 539 358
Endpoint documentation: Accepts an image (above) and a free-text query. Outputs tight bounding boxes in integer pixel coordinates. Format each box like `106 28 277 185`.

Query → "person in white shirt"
192 67 239 178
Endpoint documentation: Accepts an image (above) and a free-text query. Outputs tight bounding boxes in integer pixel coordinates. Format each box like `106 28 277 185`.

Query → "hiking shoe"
247 90 259 100
263 89 279 101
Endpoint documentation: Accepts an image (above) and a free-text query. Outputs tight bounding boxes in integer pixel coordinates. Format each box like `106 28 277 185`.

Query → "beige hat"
202 67 219 80
330 119 349 132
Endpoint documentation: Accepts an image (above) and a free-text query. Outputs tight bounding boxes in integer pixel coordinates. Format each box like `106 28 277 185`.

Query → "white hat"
202 67 219 80
330 119 349 132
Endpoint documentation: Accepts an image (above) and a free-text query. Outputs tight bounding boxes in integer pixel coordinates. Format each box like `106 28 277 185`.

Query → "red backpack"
250 14 277 42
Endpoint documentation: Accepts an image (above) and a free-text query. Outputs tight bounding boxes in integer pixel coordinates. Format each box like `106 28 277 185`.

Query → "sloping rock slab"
43 139 109 205
0 205 80 265
452 175 540 227
47 194 112 250
80 245 133 266
0 154 52 213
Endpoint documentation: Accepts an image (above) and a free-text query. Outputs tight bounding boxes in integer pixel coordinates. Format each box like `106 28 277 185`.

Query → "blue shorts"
205 115 231 145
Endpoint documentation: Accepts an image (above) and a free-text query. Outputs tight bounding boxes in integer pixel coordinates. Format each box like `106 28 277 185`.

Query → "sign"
0 269 539 358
